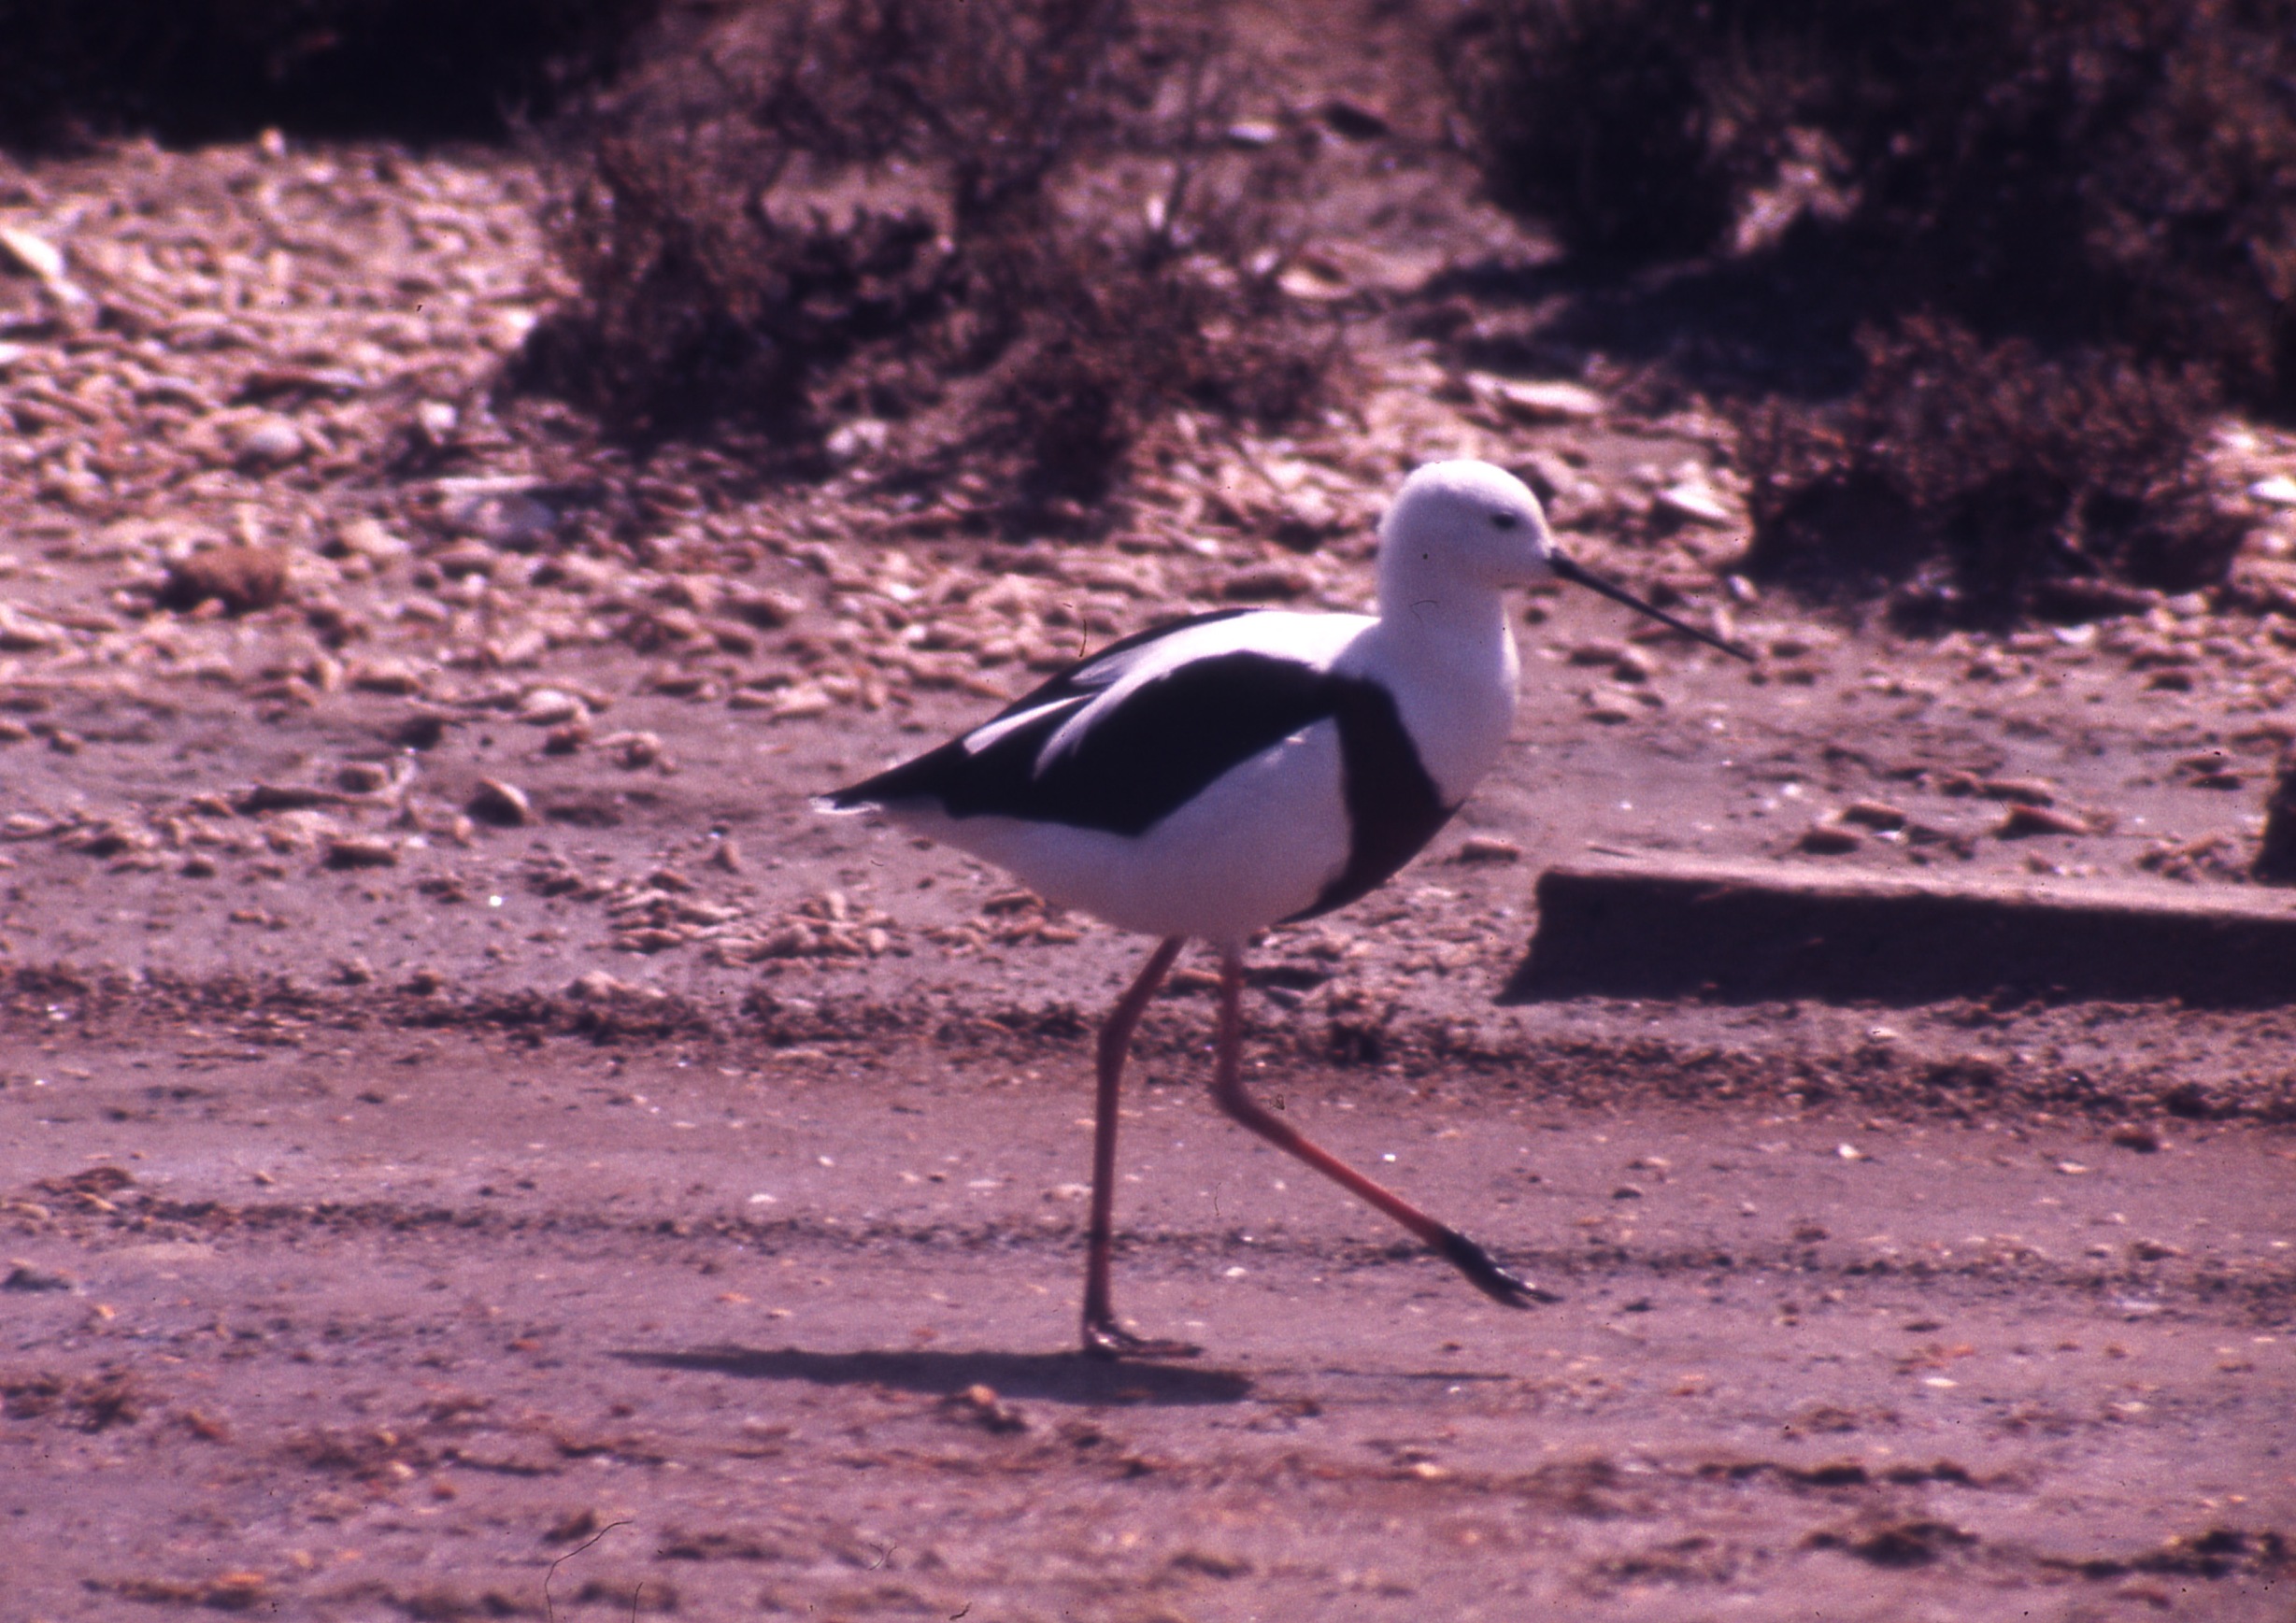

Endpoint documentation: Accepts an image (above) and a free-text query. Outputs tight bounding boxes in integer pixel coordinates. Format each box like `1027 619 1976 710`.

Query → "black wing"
1284 679 1455 921
833 629 1340 838
835 606 1461 914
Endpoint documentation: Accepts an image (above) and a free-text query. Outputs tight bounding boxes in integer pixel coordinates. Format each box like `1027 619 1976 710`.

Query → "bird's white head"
1376 459 1754 659
1378 460 1557 598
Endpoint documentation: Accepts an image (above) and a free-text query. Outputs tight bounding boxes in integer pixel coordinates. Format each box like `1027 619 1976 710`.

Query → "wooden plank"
1504 859 2296 1007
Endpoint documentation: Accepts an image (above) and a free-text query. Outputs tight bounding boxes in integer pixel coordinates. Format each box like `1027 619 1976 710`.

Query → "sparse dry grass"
1447 0 2296 618
509 0 1342 532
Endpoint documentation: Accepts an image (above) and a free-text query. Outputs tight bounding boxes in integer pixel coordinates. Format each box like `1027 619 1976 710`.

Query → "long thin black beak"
1548 553 1755 662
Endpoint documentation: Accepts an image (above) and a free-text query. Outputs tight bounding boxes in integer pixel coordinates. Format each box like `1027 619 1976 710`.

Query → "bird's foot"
1081 1318 1203 1361
1437 1229 1560 1308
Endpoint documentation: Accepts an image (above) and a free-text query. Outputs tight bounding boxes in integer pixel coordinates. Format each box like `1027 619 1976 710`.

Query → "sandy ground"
5 31 2296 1617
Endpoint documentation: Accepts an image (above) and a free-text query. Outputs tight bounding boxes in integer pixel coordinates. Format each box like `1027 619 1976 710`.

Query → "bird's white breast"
1338 617 1521 807
888 720 1353 942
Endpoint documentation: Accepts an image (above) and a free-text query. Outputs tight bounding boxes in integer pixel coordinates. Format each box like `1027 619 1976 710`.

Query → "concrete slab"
1505 858 2296 1006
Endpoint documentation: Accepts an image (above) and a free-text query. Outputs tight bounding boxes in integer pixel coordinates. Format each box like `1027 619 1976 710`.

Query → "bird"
826 459 1749 1358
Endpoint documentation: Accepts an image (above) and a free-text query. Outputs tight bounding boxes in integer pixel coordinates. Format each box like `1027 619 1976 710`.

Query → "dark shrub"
1743 319 2244 621
1447 0 2296 614
0 0 661 149
511 0 1337 527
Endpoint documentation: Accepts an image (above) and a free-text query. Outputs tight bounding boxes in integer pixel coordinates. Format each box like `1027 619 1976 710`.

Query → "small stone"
322 835 399 870
2108 1123 2162 1153
1655 482 1735 526
942 1383 1030 1433
2250 475 2296 506
349 658 426 696
1569 640 1628 666
516 688 585 726
1839 800 1907 831
1979 776 2058 806
1453 834 1522 864
1268 488 1344 551
0 225 65 282
1997 803 2090 838
729 587 806 629
1222 563 1313 601
1470 375 1604 422
1320 97 1390 138
235 416 306 469
460 492 557 550
0 604 64 650
2 1261 77 1293
393 711 449 749
1798 824 1862 855
430 539 497 579
601 730 663 769
466 778 531 828
413 400 458 443
162 547 290 615
336 762 391 794
335 517 411 563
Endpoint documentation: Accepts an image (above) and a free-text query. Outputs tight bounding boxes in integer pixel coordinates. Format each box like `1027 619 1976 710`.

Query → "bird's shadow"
615 1344 1253 1407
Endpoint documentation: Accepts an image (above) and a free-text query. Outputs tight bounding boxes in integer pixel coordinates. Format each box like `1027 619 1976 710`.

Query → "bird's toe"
1437 1229 1559 1308
1082 1320 1204 1361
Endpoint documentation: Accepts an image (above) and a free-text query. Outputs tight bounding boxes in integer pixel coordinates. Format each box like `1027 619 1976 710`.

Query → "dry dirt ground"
5 40 2296 1623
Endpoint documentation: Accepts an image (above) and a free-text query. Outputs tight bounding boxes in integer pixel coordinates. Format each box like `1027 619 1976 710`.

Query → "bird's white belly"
896 722 1351 941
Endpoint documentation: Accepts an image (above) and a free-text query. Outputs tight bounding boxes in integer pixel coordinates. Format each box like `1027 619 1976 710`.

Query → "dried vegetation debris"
510 0 1347 529
0 136 559 570
1444 0 2296 619
1741 320 2251 621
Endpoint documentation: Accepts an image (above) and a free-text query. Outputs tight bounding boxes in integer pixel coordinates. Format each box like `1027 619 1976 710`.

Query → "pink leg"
1206 943 1554 1308
1080 936 1197 1359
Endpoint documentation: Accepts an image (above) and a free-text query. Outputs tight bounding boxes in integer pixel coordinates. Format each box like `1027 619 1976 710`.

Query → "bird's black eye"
1491 511 1519 530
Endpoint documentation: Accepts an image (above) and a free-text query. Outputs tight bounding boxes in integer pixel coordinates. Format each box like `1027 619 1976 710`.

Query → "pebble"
1839 801 1907 832
163 547 290 615
1798 824 1862 855
516 688 586 726
0 604 65 651
1469 374 1604 422
2251 476 2296 506
1978 776 2057 806
1997 803 2091 838
1654 481 1735 526
467 777 533 828
600 730 663 769
1222 563 1313 601
2 1260 78 1293
1453 834 1522 864
351 659 427 697
235 416 307 468
323 835 400 870
430 539 498 579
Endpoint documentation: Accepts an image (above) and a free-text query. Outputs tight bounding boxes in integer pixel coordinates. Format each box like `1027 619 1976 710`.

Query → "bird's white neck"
1361 559 1521 805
